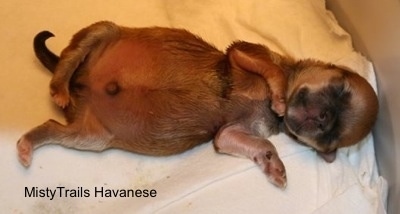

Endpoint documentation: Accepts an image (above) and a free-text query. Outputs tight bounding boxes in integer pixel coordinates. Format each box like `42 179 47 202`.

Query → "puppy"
17 21 378 188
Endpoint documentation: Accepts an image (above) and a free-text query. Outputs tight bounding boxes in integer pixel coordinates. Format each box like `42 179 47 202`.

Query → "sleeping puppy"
17 21 378 188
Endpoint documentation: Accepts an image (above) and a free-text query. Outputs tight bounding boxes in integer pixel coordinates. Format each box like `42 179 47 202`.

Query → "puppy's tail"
34 31 59 73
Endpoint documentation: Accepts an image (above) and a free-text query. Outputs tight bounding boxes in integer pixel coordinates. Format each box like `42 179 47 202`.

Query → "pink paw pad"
257 151 287 189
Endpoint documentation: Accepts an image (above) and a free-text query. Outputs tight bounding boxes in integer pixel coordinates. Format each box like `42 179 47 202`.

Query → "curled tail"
33 31 59 72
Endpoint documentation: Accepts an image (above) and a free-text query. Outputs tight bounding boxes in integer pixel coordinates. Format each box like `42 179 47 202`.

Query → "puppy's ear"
227 42 287 116
50 21 120 108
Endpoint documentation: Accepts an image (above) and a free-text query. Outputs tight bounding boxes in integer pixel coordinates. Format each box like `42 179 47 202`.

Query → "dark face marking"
284 78 352 152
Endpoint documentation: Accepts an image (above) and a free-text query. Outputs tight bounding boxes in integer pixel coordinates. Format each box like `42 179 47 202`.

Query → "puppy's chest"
225 96 280 139
250 117 278 139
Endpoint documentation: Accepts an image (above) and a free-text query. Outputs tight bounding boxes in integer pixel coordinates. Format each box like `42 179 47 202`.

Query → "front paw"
255 151 287 188
271 95 286 117
17 136 33 167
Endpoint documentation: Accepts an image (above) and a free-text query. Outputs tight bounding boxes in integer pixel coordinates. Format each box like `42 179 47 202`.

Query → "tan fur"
18 21 378 188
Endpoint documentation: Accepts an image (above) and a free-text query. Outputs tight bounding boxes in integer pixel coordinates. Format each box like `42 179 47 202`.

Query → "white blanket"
0 0 388 213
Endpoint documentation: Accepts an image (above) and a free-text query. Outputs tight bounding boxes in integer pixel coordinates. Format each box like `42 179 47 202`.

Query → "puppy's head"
284 60 378 162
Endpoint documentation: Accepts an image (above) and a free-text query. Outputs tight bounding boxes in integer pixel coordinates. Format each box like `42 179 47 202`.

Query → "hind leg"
17 119 111 167
213 124 286 188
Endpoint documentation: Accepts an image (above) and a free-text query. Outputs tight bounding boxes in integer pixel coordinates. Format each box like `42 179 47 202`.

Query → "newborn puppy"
17 21 378 189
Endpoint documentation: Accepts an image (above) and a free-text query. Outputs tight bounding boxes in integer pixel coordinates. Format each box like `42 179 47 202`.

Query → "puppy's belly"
89 88 224 155
82 40 226 155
